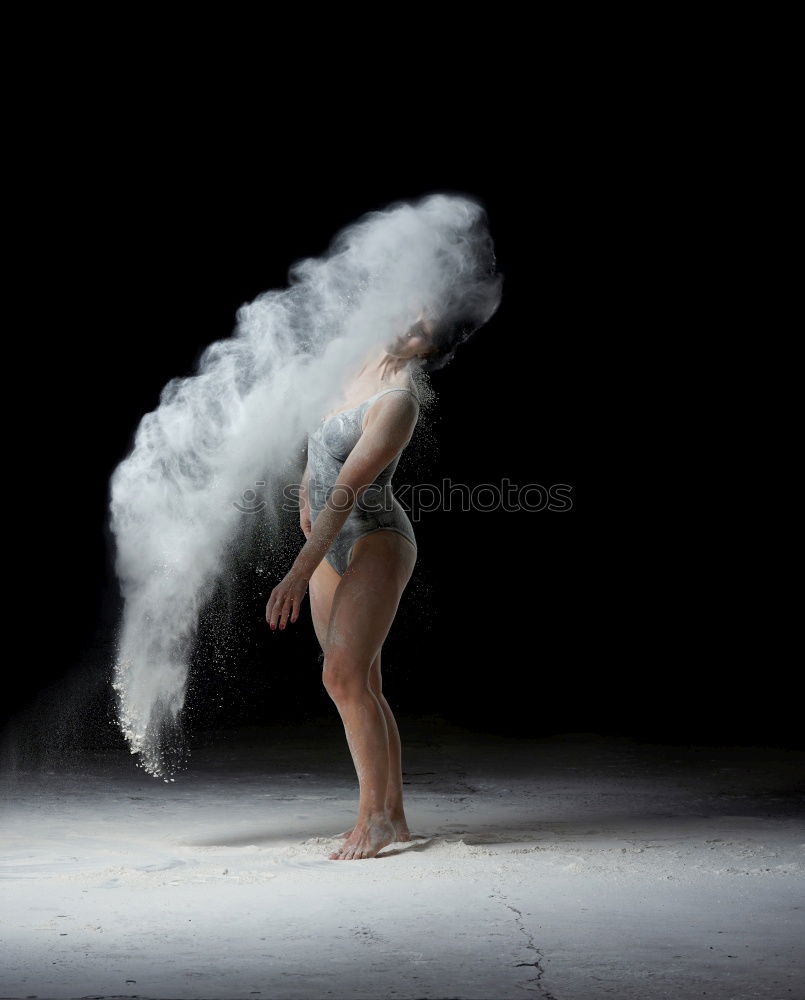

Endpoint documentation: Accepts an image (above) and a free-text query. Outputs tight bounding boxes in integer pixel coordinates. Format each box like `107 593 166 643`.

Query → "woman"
266 203 502 862
265 310 444 860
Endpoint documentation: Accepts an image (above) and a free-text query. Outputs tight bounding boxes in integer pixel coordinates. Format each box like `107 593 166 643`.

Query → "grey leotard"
306 386 419 576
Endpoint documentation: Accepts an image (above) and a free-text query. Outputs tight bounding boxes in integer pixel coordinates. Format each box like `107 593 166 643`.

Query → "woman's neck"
323 351 419 420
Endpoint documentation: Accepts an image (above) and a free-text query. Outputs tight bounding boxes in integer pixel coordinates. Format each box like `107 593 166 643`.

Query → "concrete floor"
1 715 803 999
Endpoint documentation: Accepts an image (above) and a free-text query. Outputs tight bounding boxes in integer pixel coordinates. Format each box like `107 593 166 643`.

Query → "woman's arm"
295 392 417 577
266 393 418 629
299 461 311 538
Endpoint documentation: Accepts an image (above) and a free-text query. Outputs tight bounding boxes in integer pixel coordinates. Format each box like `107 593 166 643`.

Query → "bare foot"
329 816 396 860
337 816 411 842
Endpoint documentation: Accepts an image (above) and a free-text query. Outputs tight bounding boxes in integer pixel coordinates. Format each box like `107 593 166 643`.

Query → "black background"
7 72 791 754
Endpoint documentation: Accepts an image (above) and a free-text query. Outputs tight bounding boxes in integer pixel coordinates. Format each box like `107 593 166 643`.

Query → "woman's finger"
283 596 292 627
287 590 300 627
269 588 282 624
268 588 284 629
271 594 284 628
284 590 297 627
292 591 302 624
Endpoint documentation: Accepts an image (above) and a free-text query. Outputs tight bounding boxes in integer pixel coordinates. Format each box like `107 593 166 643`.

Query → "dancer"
110 191 500 783
265 310 452 860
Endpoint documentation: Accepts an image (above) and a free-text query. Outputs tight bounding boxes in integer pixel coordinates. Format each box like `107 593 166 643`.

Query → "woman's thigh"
324 531 416 686
309 555 341 652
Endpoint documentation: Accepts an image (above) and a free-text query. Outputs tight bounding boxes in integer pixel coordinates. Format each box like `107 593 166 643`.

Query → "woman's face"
386 312 437 360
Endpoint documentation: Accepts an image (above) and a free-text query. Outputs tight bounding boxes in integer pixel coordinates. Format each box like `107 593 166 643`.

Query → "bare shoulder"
361 385 419 436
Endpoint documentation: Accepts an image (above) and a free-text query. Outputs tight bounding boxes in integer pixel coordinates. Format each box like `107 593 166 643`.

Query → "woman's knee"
322 649 372 700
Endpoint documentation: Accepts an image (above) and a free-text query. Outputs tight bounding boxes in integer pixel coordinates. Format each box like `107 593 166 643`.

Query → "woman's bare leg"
308 538 414 849
322 531 416 859
338 650 411 840
308 554 340 651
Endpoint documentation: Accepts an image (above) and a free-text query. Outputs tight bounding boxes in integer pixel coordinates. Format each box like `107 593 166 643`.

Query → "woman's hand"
266 567 310 630
300 503 312 539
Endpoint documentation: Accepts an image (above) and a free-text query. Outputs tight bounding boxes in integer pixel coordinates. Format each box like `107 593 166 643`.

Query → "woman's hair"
415 214 503 373
418 316 484 373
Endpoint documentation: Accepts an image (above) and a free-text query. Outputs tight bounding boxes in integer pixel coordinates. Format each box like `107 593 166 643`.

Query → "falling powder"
108 193 503 778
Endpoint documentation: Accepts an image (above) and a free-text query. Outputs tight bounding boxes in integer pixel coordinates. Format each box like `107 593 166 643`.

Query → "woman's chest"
312 409 364 461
